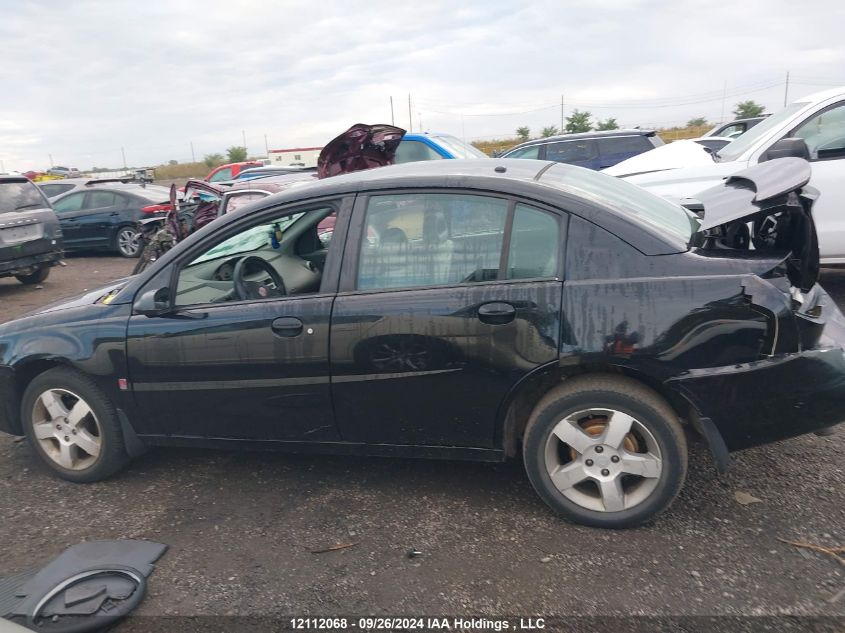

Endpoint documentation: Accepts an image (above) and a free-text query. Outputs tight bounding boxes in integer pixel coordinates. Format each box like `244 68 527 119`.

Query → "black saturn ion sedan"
0 157 842 528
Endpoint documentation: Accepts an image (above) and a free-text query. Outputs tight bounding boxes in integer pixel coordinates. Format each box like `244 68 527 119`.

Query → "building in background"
268 146 322 167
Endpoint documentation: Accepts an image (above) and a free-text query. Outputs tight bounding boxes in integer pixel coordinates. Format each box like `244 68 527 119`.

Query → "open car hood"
685 158 819 291
317 124 405 179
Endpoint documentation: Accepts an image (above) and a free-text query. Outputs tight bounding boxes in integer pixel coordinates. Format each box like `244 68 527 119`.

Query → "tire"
21 367 131 483
15 265 50 285
523 374 687 529
114 226 141 258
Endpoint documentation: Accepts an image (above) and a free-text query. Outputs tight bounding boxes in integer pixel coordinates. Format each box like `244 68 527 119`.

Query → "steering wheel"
233 255 286 300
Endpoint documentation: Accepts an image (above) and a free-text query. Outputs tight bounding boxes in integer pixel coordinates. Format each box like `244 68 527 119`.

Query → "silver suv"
0 176 63 284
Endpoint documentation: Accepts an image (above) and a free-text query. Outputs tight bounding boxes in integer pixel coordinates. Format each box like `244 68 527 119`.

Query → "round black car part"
233 255 286 301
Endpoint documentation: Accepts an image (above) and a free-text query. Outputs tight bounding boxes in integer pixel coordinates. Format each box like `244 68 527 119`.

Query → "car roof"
214 159 688 255
503 129 658 152
51 182 171 200
792 86 845 104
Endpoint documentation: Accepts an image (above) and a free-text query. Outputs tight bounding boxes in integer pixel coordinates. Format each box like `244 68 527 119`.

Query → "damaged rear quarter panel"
564 216 773 374
565 214 845 449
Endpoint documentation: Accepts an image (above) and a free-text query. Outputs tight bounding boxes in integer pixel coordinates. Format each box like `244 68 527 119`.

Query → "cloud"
0 0 843 170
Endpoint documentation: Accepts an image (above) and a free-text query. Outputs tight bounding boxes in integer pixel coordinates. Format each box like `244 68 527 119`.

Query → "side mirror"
134 286 172 316
761 137 810 162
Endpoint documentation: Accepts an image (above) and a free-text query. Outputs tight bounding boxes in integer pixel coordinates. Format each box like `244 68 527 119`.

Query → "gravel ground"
0 256 842 627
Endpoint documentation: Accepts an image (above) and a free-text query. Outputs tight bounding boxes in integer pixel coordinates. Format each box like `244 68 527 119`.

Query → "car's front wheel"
523 375 687 529
21 368 130 482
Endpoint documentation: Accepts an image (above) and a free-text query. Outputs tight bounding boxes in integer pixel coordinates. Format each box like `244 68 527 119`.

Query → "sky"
1 0 844 172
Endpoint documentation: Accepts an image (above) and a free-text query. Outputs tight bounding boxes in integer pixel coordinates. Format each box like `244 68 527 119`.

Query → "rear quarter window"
597 136 653 157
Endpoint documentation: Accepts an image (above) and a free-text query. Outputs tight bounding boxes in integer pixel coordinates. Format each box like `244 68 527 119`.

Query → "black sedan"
0 158 842 528
50 183 171 257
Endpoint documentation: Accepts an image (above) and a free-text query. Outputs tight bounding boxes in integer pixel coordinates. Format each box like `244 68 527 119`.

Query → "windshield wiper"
14 203 42 210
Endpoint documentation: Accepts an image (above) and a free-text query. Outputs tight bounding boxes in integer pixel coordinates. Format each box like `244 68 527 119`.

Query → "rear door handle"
271 316 303 337
477 302 516 325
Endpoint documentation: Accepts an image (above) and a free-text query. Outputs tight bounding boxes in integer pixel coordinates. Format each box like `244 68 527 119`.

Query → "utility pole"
418 112 422 131
49 153 54 167
720 80 727 122
242 130 247 151
390 96 395 125
121 147 127 169
784 71 790 106
408 94 413 132
0 160 4 173
561 94 565 132
190 141 195 163
264 134 269 155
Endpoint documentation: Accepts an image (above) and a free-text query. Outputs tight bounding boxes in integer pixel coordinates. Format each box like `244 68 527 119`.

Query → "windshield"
430 135 489 159
540 164 698 243
716 102 808 162
0 180 48 213
191 213 304 265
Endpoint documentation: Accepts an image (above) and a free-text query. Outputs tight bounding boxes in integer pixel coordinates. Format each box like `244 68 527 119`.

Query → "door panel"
126 296 336 440
52 192 87 246
125 196 352 441
330 282 562 447
330 191 564 448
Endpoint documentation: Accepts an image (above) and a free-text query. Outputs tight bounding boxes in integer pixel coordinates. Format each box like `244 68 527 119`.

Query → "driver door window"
174 205 335 306
794 103 845 160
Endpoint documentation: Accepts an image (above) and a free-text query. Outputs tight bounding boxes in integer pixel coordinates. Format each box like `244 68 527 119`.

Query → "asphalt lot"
0 255 842 626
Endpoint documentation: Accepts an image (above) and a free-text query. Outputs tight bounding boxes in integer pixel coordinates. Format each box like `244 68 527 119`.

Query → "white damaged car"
607 87 845 264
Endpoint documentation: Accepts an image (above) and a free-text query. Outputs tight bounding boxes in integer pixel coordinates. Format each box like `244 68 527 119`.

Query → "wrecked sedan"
0 158 843 529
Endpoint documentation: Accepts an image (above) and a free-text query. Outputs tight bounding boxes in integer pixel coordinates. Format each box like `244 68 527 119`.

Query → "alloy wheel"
118 228 140 256
31 388 102 471
544 408 662 513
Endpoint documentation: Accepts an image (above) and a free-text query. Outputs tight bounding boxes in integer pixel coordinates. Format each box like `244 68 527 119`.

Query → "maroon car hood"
317 124 405 179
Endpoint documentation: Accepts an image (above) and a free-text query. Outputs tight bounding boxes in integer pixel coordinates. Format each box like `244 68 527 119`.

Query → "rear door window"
357 193 508 289
86 191 118 209
545 140 597 164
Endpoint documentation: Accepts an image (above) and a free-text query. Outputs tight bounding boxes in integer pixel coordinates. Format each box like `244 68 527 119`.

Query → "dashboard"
175 249 322 306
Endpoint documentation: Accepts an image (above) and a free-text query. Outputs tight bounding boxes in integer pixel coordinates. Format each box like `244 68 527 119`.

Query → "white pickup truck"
608 87 845 264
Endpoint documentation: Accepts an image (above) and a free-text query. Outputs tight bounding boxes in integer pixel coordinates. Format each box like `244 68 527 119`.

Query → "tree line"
515 100 767 141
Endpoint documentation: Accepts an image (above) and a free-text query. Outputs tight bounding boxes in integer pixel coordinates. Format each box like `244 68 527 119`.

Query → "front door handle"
477 302 516 325
271 316 303 337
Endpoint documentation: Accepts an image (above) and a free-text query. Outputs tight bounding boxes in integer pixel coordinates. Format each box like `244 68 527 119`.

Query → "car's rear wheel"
115 226 141 258
21 368 130 482
14 265 50 285
523 375 687 529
